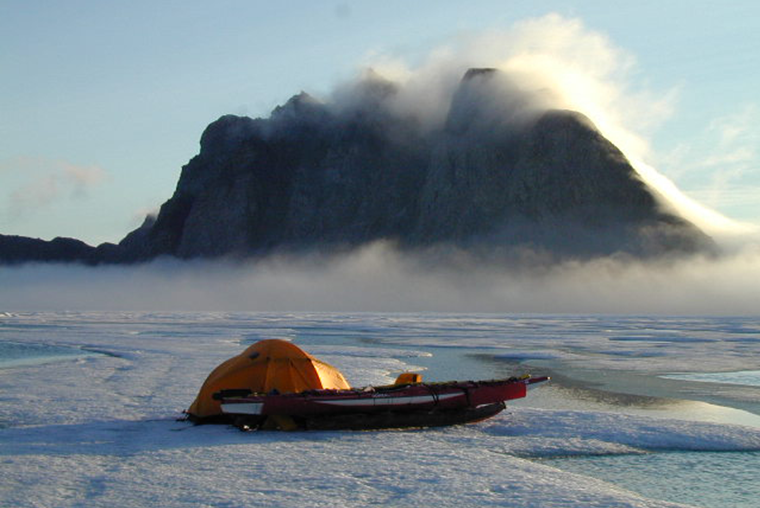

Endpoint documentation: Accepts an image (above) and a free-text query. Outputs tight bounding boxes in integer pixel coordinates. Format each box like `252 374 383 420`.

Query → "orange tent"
187 339 350 419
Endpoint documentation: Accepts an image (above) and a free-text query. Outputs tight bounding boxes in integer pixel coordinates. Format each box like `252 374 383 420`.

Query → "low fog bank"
2 241 759 315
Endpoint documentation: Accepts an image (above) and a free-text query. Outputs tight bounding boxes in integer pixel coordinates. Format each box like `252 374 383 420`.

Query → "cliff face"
121 68 711 261
1 69 714 265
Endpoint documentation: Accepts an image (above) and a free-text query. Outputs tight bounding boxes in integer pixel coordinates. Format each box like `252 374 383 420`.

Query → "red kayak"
216 375 549 430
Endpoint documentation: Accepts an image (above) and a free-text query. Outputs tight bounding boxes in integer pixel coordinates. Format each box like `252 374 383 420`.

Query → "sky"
1 1 758 246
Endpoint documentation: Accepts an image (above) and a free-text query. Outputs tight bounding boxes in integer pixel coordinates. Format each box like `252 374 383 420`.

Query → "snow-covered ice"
2 312 760 508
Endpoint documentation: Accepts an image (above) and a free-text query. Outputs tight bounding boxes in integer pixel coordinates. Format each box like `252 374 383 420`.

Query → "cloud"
3 157 107 217
700 104 758 183
130 206 160 229
360 14 670 148
709 104 758 148
340 14 751 238
654 103 759 235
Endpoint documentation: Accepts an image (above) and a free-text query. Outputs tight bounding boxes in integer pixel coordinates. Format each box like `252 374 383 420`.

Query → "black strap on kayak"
425 383 440 406
461 385 472 408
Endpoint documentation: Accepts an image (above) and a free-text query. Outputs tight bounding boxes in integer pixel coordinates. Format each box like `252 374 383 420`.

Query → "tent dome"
188 339 350 419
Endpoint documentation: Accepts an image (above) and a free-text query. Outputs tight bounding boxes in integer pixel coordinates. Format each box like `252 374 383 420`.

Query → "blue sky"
1 1 758 245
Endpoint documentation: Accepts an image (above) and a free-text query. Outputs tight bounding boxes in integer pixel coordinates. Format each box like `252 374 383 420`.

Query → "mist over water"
2 242 759 314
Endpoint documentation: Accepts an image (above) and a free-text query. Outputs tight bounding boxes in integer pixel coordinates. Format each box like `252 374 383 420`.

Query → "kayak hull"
230 401 507 431
216 376 548 431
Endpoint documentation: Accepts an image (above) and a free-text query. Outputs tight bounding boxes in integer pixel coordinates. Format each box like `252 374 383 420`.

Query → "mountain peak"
462 67 499 81
1 72 715 265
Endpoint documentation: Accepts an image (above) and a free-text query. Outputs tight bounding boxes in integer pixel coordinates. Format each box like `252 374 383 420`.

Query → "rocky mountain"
1 68 714 265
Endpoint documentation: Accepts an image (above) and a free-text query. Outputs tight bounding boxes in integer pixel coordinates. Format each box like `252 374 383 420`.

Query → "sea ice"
2 311 759 508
